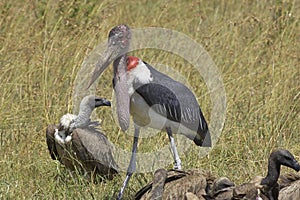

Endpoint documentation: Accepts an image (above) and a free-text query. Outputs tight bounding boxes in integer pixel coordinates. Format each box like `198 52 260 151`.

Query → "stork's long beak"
87 44 121 89
87 24 131 131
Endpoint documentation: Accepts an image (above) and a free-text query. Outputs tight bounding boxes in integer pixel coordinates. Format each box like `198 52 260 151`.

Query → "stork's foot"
174 163 182 170
174 159 182 170
117 174 132 200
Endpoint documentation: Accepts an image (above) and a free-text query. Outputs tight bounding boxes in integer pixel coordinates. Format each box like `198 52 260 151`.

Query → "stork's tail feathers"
193 129 211 147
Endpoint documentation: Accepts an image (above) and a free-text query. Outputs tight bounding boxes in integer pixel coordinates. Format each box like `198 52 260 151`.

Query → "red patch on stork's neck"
127 56 139 71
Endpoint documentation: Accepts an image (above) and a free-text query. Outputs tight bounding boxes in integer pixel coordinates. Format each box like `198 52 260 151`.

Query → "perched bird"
232 149 300 200
46 95 118 180
87 24 211 199
135 168 217 200
278 172 300 200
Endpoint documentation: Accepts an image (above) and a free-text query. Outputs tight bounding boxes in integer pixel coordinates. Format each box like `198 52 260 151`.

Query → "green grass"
0 0 299 199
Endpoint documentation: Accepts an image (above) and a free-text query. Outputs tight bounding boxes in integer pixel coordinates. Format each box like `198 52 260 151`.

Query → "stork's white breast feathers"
127 59 153 95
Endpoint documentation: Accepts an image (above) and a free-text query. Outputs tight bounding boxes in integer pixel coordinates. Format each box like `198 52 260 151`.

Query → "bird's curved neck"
261 159 280 187
71 106 93 129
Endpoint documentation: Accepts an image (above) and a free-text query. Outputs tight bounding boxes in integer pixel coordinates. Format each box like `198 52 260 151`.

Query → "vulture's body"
45 95 118 180
278 173 300 200
135 169 217 200
46 125 118 180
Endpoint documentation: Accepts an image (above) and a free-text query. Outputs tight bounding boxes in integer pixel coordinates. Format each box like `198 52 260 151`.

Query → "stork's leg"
166 127 182 170
117 125 140 200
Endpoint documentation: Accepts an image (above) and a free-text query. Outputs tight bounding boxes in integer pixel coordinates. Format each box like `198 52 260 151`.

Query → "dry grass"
0 0 299 199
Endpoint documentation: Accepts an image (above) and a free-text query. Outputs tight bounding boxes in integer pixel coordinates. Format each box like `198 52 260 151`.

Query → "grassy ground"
0 0 299 199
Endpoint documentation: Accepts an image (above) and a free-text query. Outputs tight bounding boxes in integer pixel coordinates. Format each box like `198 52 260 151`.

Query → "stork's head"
88 24 131 88
88 25 131 132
